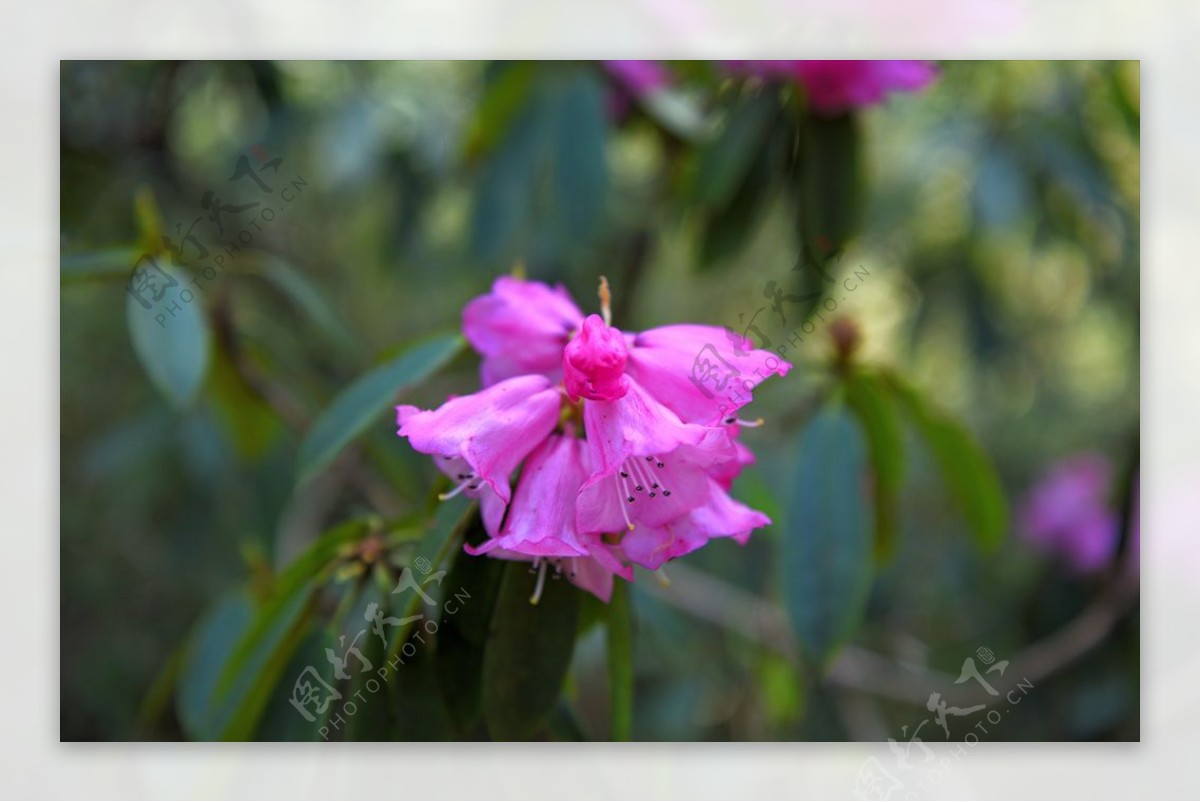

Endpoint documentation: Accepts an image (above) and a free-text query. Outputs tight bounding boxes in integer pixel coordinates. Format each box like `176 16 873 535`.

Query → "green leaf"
463 62 539 161
207 347 282 459
844 371 906 562
482 561 581 740
888 375 1008 550
125 264 211 408
255 256 358 356
606 580 634 741
61 245 141 283
433 508 504 733
470 86 553 263
796 113 863 255
296 333 465 485
638 86 713 142
176 583 313 741
783 405 874 666
698 115 788 269
693 89 778 208
550 69 609 248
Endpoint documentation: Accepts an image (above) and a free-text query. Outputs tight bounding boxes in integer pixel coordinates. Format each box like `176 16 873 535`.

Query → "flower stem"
607 580 634 741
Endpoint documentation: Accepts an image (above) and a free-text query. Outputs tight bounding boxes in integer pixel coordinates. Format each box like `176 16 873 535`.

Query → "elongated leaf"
256 256 358 356
61 245 141 283
470 86 553 263
693 89 778 207
463 61 539 161
434 510 505 733
699 114 789 269
296 333 464 484
784 405 874 666
125 264 211 408
888 375 1008 550
176 583 313 741
796 113 863 255
482 562 581 740
844 371 906 561
638 86 713 142
550 69 609 247
606 580 634 741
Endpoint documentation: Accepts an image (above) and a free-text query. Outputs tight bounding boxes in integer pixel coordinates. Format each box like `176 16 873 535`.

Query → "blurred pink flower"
1020 453 1120 574
603 60 671 96
723 60 936 115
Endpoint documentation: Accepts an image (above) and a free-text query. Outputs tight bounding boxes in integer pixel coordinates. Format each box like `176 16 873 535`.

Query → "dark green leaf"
470 86 553 263
296 333 465 485
61 245 141 283
125 265 211 408
844 371 906 561
433 509 504 733
698 116 789 269
888 374 1008 549
693 89 778 207
176 583 313 741
255 256 358 356
606 580 634 741
784 405 874 666
796 113 863 255
482 561 581 740
550 69 609 247
463 62 539 161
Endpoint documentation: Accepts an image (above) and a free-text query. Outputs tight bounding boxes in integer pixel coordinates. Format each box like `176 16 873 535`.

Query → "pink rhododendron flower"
1019 453 1120 574
723 60 936 115
397 276 790 602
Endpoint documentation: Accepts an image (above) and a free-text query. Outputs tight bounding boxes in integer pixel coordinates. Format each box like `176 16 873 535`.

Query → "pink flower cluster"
396 277 790 602
723 61 937 115
1019 453 1123 574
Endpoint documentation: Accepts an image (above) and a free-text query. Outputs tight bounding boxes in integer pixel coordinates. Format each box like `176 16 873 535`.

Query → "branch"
645 558 1138 709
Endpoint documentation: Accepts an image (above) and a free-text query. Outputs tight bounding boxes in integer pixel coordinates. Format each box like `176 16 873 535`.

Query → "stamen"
529 559 549 604
599 276 613 327
723 416 765 428
614 474 635 530
655 567 671 587
438 476 477 500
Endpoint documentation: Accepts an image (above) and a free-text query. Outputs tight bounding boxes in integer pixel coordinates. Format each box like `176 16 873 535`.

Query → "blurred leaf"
550 69 609 248
888 374 1008 550
470 86 553 263
61 245 140 283
207 348 281 460
699 115 788 269
606 580 634 741
693 89 778 207
255 256 358 356
433 508 504 733
784 405 873 666
796 113 863 255
125 265 211 408
482 562 581 740
176 583 313 741
844 371 906 562
134 185 166 253
638 86 713 142
296 332 465 485
463 62 538 162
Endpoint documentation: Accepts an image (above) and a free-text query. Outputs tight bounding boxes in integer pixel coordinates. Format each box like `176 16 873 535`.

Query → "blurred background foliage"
61 60 1139 741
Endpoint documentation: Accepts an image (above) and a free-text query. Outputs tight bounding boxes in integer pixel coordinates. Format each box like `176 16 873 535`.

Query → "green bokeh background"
60 60 1139 741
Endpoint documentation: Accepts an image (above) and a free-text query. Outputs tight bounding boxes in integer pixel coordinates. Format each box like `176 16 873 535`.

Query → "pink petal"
462 276 584 387
622 478 771 570
627 324 791 425
395 374 561 504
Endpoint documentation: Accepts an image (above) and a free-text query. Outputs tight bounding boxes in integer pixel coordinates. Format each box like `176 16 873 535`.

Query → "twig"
644 559 1138 709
